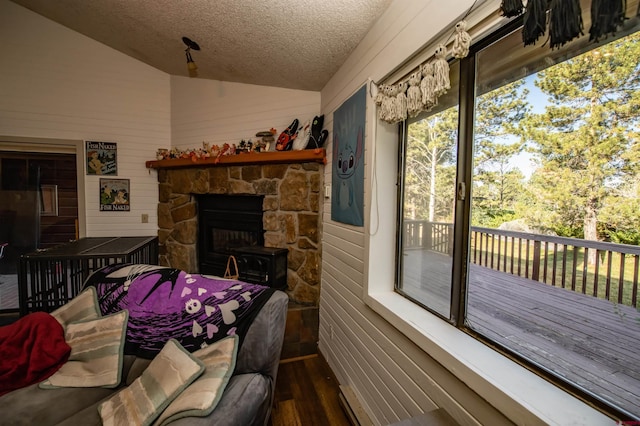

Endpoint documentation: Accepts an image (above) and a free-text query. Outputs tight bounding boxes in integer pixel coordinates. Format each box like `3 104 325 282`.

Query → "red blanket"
0 312 71 396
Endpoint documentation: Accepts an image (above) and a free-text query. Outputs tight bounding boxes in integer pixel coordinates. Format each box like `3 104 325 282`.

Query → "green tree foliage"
405 108 458 221
522 32 640 249
472 81 529 226
599 180 640 244
406 80 529 226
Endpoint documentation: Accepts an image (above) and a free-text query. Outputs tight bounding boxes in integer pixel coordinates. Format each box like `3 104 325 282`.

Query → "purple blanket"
85 264 275 358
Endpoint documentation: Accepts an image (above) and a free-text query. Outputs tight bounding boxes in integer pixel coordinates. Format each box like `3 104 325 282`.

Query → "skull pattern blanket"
84 263 275 358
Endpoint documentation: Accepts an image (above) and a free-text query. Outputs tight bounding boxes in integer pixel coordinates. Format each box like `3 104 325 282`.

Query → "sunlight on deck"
401 249 640 417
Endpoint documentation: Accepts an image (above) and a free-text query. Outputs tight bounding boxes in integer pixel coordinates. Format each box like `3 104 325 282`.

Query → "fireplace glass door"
197 194 264 276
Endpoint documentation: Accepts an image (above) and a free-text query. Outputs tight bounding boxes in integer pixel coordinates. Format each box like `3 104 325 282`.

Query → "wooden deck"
402 249 640 418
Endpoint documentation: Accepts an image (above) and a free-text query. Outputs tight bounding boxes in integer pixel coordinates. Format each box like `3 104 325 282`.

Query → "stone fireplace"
155 162 322 306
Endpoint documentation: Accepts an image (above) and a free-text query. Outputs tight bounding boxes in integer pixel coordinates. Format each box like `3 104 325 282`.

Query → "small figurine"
293 120 311 150
452 20 471 58
407 72 423 117
394 81 408 123
433 44 450 96
256 129 276 152
214 143 230 163
420 62 438 111
156 148 169 160
276 118 299 151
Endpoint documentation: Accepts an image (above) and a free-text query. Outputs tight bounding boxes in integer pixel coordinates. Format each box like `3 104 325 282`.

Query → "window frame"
363 103 611 426
366 10 640 422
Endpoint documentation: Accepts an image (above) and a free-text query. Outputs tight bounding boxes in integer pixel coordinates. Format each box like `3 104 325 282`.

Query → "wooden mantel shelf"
146 149 326 169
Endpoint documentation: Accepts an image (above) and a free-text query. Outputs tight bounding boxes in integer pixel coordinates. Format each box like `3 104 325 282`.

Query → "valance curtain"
373 0 639 125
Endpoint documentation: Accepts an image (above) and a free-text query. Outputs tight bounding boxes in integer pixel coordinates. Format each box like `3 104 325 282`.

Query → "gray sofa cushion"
53 396 106 426
0 290 288 426
0 355 136 426
236 291 288 378
0 383 112 426
54 373 270 426
169 374 271 426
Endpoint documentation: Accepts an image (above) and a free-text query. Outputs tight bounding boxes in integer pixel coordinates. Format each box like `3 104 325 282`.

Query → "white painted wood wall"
0 0 168 238
319 0 534 424
171 76 320 150
0 0 320 240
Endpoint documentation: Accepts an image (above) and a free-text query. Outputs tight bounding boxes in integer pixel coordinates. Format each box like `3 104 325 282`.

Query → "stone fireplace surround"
156 162 322 306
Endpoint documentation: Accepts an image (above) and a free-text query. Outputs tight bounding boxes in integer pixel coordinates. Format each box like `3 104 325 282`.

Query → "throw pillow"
39 309 128 389
153 335 239 426
98 339 205 426
50 286 101 328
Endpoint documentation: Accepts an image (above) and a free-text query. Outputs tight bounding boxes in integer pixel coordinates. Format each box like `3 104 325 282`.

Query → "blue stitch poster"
331 85 366 226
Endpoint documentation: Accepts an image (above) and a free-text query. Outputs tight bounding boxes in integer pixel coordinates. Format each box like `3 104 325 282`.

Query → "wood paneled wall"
318 1 514 424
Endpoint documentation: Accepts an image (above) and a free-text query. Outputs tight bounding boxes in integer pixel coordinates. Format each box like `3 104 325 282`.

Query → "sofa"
0 263 288 426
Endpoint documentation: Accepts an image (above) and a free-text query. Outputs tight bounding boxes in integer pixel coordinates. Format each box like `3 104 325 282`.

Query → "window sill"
364 290 611 425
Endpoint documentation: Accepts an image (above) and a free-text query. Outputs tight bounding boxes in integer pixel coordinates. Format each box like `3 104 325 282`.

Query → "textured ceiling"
10 0 392 91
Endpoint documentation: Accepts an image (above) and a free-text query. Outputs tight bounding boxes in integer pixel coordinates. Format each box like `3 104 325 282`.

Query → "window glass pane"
397 62 460 319
467 24 640 417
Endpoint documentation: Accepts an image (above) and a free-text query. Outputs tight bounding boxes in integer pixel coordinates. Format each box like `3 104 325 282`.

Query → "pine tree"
405 111 458 222
472 81 529 226
523 31 640 262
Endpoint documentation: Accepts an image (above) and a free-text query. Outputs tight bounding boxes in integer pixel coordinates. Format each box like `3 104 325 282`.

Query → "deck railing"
404 220 453 255
403 220 640 308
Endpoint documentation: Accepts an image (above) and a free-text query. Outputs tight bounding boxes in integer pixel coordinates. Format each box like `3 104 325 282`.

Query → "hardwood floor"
271 354 352 426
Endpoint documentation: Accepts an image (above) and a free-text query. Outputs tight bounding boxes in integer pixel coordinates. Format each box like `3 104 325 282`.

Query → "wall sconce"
182 37 200 78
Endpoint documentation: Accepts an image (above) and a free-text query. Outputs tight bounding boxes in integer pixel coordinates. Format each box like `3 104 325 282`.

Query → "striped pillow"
153 335 239 426
99 339 205 426
40 309 128 389
50 286 101 328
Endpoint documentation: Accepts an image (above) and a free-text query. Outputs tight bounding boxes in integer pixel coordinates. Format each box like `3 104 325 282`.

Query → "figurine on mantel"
276 118 299 151
153 121 326 162
293 120 311 151
308 115 328 149
291 115 328 150
156 148 169 160
255 128 277 151
236 139 254 153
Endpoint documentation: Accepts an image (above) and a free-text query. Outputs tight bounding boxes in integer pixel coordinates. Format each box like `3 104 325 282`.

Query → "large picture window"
396 9 640 419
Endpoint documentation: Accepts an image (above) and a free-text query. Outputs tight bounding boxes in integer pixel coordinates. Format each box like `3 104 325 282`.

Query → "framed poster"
40 184 58 216
331 85 366 226
100 178 130 211
86 141 117 175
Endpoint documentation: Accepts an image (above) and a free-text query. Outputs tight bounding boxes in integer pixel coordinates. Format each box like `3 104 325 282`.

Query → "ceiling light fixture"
182 36 200 78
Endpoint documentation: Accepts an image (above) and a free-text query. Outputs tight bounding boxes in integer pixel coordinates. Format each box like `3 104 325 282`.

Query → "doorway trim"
0 136 86 238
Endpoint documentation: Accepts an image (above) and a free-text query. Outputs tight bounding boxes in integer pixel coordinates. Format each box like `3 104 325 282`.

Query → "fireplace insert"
197 194 264 276
231 246 288 290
